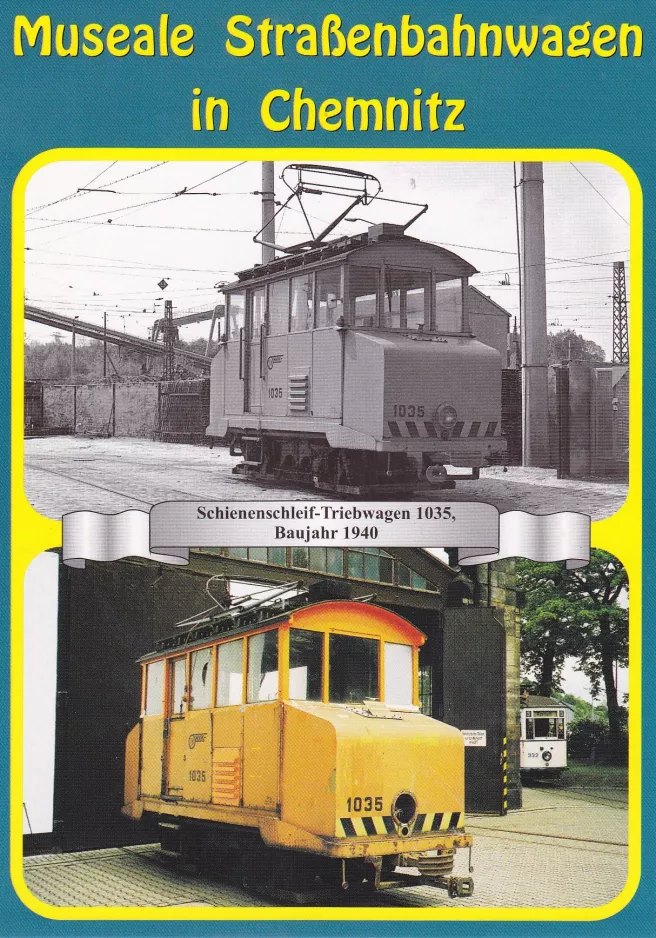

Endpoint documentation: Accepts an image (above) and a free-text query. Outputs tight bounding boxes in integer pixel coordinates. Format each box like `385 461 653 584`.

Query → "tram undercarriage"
227 432 480 495
158 818 474 904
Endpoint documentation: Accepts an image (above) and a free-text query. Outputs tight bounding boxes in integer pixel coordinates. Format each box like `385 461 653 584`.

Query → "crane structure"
25 305 211 373
612 260 629 364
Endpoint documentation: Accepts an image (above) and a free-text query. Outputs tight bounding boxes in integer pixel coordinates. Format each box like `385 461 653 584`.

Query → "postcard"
3 4 651 936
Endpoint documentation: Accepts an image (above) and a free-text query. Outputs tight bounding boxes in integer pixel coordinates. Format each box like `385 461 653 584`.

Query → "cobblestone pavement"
24 437 628 521
22 788 629 911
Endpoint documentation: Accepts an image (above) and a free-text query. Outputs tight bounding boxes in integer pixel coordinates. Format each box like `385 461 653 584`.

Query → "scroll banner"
61 501 590 569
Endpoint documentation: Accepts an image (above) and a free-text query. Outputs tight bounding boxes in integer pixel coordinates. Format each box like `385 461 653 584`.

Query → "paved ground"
24 437 628 521
22 787 628 911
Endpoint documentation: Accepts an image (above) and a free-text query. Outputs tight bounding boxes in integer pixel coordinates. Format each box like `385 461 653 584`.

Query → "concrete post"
519 162 550 467
261 161 275 265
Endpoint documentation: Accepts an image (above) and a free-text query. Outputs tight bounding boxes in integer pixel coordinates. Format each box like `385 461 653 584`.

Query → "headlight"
435 403 458 430
542 751 552 762
392 792 417 829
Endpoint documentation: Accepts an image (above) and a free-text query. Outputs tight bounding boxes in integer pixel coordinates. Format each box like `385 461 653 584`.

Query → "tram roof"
136 596 421 663
521 695 574 712
227 224 477 290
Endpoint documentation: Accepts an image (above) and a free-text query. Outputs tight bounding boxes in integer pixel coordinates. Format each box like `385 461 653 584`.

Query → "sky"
22 158 631 358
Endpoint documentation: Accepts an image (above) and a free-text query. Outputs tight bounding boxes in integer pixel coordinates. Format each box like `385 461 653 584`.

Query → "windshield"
348 267 466 332
382 268 429 330
329 633 379 703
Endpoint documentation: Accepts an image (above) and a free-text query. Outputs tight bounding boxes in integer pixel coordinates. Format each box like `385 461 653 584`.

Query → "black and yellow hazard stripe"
337 811 465 838
502 736 508 815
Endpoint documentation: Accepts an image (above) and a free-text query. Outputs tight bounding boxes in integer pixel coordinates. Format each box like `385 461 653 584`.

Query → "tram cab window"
316 267 344 328
216 639 244 706
350 267 379 327
268 279 289 335
144 660 164 716
289 628 323 700
290 273 314 332
189 648 212 710
247 630 279 702
329 634 379 703
170 657 187 716
434 278 464 332
529 709 559 739
382 268 429 330
384 642 413 706
226 291 245 339
251 288 266 339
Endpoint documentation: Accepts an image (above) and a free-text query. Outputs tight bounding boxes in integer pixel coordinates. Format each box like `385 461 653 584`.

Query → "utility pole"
103 312 107 378
163 299 174 380
612 260 629 363
518 162 550 467
261 161 275 265
71 316 78 380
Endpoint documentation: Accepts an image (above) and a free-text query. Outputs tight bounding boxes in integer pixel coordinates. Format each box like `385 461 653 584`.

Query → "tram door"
163 656 188 798
243 287 265 415
441 608 507 815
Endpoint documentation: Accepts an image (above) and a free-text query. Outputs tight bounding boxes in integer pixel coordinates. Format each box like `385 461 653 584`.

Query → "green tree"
517 551 628 763
548 329 606 364
518 561 579 696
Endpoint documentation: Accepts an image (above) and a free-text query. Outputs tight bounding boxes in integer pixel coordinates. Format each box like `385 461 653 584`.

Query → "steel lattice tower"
612 261 629 363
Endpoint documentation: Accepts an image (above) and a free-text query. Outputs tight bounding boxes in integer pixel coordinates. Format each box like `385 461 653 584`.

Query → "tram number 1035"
392 404 425 418
347 796 383 813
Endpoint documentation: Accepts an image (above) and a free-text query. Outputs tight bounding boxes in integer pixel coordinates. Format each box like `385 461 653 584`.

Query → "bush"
568 718 609 759
568 718 628 764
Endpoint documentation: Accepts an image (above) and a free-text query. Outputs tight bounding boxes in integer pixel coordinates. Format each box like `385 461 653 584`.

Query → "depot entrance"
25 547 519 854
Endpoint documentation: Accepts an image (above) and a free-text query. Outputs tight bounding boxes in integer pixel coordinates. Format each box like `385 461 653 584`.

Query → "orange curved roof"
287 601 426 646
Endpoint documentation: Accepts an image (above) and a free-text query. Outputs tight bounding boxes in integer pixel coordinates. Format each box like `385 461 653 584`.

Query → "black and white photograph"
22 545 629 909
22 158 630 519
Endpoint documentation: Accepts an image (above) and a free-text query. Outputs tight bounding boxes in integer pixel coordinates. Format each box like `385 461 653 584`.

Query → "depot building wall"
50 557 230 853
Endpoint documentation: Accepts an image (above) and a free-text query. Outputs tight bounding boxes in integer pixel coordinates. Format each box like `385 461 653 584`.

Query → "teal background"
1 0 653 934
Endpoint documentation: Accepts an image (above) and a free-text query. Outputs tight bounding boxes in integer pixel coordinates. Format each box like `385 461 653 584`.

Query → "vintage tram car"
520 695 568 780
123 587 474 898
206 166 506 495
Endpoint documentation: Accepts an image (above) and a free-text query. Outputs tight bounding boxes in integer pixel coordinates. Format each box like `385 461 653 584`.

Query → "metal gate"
442 607 507 815
155 378 210 443
24 380 43 433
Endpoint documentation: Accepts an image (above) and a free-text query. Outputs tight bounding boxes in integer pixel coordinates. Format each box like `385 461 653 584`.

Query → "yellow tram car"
123 591 474 897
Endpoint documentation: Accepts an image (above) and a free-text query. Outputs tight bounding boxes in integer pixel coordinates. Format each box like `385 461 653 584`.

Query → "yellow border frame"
11 147 642 922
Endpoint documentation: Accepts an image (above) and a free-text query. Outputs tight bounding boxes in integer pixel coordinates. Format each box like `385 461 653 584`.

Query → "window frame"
289 271 315 333
143 659 165 717
189 646 214 711
168 655 188 719
327 630 381 704
215 637 246 708
246 628 280 703
381 265 431 331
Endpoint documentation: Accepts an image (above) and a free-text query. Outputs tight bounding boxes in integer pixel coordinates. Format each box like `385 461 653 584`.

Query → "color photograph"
22 547 629 912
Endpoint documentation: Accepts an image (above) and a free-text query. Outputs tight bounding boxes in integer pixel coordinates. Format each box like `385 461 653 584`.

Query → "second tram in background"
206 164 506 495
520 695 569 780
